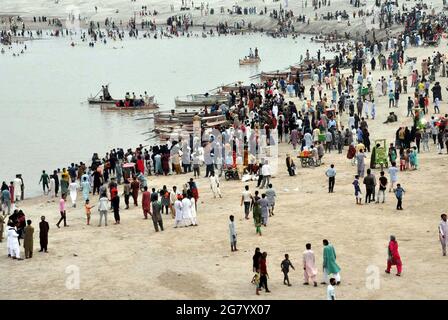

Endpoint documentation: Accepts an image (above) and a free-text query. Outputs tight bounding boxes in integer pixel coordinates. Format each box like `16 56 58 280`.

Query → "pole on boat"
135 116 155 121
140 129 156 135
144 135 158 141
208 81 242 92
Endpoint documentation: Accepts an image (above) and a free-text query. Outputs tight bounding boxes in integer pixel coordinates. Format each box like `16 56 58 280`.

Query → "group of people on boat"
247 47 259 59
116 91 153 107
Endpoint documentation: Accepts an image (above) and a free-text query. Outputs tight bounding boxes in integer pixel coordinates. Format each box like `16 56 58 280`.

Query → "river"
0 32 322 196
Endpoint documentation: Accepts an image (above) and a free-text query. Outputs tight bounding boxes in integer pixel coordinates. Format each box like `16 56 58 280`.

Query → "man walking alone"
325 164 336 193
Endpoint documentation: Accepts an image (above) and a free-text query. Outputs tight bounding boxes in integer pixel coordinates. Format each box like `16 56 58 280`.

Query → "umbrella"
122 163 135 168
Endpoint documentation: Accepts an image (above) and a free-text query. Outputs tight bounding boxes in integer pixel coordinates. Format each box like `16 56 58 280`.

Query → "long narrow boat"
175 94 228 107
290 65 308 73
88 98 120 105
239 57 261 65
260 71 290 82
219 84 251 93
88 95 155 105
100 103 159 111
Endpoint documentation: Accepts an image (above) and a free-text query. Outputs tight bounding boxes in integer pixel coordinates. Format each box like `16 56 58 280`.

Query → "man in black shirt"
376 171 388 203
363 169 376 204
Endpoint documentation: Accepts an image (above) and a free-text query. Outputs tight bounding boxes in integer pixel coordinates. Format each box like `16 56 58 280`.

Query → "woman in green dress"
251 190 262 236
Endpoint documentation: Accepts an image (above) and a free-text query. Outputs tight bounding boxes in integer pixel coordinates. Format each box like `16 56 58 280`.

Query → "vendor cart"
298 154 321 167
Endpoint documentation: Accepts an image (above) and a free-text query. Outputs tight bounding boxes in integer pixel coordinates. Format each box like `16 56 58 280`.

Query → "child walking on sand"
251 269 261 295
85 199 94 225
399 148 406 171
281 254 295 286
353 175 362 205
405 149 411 171
394 184 405 210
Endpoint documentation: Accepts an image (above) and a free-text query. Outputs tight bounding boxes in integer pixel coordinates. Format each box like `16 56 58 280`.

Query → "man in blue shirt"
394 184 405 210
325 164 336 193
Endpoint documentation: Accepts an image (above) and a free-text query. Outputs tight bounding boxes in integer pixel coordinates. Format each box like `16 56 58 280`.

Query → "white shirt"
7 227 19 247
69 182 79 193
439 220 447 238
174 200 183 220
242 190 251 202
261 164 271 176
229 221 237 237
181 198 192 219
388 166 399 182
13 178 22 196
98 197 109 211
327 284 336 300
348 116 355 129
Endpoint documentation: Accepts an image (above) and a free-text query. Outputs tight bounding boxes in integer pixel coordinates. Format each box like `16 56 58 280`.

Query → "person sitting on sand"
383 112 398 124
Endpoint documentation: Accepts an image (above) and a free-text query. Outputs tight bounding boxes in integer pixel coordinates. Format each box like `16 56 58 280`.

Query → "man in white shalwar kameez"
189 196 198 226
174 196 186 228
68 180 79 208
7 225 21 259
375 79 382 96
48 176 55 200
439 214 448 256
181 196 193 226
303 243 318 286
209 172 222 198
13 176 22 202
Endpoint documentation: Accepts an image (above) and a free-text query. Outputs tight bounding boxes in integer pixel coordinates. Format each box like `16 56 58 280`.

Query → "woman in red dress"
386 235 402 276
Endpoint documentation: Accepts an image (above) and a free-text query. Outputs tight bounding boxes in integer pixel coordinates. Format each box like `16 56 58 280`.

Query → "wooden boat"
88 98 120 105
203 114 228 127
290 64 312 73
100 103 159 111
260 71 290 82
239 56 261 65
89 95 155 105
219 84 252 93
174 94 228 108
153 111 197 125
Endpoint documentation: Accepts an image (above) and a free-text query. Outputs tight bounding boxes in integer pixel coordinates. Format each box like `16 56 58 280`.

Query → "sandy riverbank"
2 0 446 38
0 35 447 299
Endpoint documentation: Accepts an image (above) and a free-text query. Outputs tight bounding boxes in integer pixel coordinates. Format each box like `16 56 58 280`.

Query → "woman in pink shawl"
385 235 402 276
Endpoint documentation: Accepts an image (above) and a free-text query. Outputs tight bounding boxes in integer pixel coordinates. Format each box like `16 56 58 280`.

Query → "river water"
0 32 321 196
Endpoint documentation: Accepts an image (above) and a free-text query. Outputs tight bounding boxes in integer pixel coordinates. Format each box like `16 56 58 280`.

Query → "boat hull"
100 104 159 111
239 57 261 65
